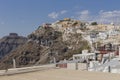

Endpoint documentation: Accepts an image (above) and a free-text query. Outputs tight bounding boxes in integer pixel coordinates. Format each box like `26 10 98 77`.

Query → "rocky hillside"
0 18 91 70
0 33 27 59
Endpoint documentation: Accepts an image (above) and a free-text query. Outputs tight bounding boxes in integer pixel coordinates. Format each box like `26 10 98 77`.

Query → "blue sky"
0 0 120 37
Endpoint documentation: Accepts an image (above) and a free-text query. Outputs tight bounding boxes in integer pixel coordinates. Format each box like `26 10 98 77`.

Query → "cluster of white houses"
57 46 120 73
37 19 120 73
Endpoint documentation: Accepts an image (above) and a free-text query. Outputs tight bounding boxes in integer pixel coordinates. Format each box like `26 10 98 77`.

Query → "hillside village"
0 18 120 72
1 0 120 79
39 18 120 49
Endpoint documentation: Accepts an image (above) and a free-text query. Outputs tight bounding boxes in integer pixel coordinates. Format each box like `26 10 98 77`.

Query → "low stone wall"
67 63 76 70
56 63 67 68
67 63 87 70
0 64 56 76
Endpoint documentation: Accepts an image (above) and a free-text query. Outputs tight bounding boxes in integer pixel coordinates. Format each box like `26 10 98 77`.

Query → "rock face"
0 19 91 70
0 33 27 59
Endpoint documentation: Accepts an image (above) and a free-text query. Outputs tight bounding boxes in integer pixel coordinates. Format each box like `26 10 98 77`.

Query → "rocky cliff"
0 19 91 69
0 33 27 59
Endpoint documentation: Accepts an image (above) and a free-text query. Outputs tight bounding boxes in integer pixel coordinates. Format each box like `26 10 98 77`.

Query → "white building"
73 50 96 62
98 32 107 40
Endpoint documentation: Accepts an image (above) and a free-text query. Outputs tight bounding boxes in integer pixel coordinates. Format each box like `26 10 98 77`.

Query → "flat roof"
73 53 95 57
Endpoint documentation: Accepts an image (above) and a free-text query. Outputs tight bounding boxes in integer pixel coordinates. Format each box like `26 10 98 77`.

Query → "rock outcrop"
0 19 91 70
0 33 27 59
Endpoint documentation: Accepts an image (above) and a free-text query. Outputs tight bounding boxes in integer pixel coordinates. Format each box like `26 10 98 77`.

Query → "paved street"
0 68 120 80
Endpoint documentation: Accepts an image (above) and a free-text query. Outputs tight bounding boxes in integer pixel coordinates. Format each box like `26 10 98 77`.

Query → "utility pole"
96 42 97 50
119 46 120 58
108 52 111 73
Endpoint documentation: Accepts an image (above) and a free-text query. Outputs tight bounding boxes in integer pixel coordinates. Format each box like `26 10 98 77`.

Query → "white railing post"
13 58 16 68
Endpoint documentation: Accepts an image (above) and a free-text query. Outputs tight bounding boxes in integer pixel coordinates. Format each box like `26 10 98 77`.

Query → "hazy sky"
0 0 120 38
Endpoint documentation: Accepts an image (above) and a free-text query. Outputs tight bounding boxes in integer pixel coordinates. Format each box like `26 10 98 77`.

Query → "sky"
0 0 120 38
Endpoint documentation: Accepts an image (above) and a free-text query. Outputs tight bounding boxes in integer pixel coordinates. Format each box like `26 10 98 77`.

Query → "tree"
91 22 98 25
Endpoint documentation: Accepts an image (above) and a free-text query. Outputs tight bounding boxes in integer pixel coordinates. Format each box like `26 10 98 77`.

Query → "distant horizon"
0 0 120 37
